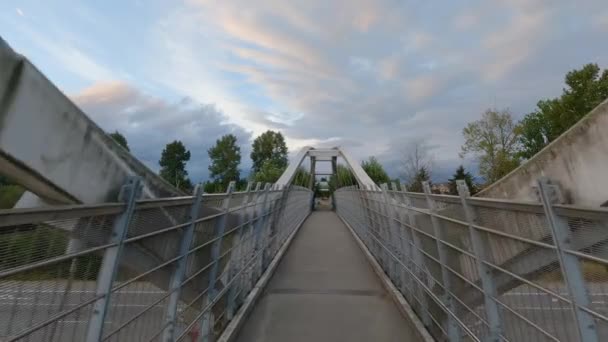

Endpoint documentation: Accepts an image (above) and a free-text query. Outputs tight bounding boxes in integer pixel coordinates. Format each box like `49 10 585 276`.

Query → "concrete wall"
477 98 608 207
0 38 184 206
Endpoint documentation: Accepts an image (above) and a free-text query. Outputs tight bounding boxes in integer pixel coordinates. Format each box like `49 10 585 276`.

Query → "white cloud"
72 81 252 180
7 0 607 181
16 8 24 16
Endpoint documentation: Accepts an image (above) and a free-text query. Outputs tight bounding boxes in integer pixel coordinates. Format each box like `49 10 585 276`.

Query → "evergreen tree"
448 165 476 195
208 134 241 190
159 140 192 191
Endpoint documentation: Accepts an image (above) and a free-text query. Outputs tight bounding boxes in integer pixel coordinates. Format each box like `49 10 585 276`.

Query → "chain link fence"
335 179 608 342
0 179 312 342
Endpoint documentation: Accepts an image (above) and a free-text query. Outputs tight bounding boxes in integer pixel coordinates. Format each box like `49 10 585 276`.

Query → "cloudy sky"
2 0 607 182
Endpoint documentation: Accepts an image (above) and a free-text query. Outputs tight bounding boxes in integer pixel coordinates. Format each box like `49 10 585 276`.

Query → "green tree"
252 159 285 184
108 131 130 151
329 165 357 192
518 63 608 158
407 167 430 193
292 167 312 187
448 165 476 195
250 130 288 173
461 109 520 184
361 157 391 186
159 140 192 191
208 134 241 190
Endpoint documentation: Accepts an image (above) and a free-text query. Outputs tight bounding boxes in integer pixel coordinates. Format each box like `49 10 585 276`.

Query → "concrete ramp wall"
0 38 184 206
477 98 608 207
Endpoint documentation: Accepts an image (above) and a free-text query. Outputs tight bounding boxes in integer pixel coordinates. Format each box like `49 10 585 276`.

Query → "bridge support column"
457 180 503 342
162 184 204 342
538 178 598 342
423 182 461 342
200 182 236 342
86 178 142 342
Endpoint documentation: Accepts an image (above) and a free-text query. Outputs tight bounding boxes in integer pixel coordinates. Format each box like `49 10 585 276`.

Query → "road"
0 281 171 341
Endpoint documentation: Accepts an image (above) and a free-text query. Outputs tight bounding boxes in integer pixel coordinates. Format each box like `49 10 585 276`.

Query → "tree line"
107 63 607 195
109 129 310 193
324 63 608 195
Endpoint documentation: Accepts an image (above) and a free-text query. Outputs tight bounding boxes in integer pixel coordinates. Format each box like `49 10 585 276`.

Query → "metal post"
309 156 316 191
371 185 390 270
243 182 262 296
331 156 337 210
400 184 431 327
456 180 502 342
388 182 412 294
226 183 253 320
253 184 271 280
200 181 236 342
86 177 141 342
265 185 289 265
380 184 399 285
537 178 598 342
422 181 461 342
162 184 204 342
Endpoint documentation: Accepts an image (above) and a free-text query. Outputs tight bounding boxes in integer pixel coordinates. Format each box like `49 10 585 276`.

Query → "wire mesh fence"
334 179 608 342
0 179 312 342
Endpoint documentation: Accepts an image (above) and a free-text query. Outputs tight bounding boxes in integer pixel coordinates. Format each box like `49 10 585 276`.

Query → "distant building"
431 182 450 194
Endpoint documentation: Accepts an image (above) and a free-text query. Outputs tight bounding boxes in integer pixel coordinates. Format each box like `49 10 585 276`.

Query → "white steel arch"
274 146 379 190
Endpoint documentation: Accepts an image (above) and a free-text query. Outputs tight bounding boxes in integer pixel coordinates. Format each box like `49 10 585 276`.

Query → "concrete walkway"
235 211 418 342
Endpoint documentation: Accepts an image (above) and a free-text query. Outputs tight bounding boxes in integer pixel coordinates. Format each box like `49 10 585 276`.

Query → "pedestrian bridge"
2 37 608 342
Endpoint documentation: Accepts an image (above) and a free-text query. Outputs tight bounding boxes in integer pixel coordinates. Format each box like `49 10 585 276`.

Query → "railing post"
244 182 262 293
380 184 400 286
86 177 141 342
200 181 236 342
226 182 253 320
537 178 598 342
253 184 272 281
422 181 461 342
368 185 389 267
162 184 204 342
400 184 431 327
456 180 502 342
389 182 412 295
265 185 289 265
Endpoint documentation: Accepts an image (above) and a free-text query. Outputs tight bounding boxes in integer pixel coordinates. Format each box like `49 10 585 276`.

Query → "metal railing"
0 179 312 342
335 179 608 342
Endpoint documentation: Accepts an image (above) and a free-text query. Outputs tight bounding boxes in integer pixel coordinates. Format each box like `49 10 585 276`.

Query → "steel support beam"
201 182 236 342
538 178 598 342
162 184 204 342
457 180 502 342
85 177 141 342
423 182 461 342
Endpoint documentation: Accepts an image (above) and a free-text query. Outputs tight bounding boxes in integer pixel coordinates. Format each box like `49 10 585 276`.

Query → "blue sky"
2 0 608 182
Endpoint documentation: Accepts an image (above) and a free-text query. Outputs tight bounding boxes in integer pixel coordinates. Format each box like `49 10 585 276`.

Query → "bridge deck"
235 210 417 342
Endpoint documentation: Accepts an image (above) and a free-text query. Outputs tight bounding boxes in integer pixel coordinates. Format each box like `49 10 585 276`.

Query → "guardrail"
0 179 312 342
335 179 608 342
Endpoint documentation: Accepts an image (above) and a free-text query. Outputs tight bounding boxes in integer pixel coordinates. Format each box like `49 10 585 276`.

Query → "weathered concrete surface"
0 37 184 206
478 98 608 206
235 211 418 342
